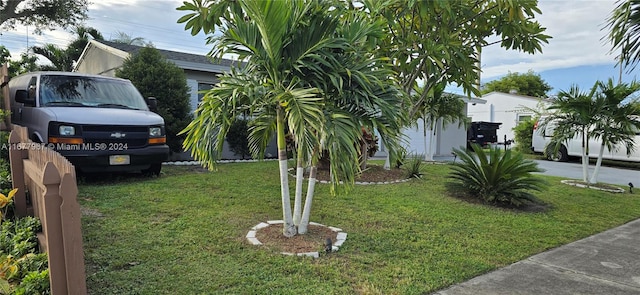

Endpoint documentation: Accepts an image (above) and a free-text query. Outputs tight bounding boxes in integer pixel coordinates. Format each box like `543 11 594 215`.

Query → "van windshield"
39 75 148 110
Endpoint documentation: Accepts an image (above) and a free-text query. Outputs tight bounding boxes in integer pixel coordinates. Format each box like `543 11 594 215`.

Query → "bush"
512 119 535 153
226 119 251 159
0 216 47 294
116 47 192 154
450 144 546 206
404 154 423 178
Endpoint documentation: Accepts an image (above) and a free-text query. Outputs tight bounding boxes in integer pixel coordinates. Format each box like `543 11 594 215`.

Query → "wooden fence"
9 125 87 295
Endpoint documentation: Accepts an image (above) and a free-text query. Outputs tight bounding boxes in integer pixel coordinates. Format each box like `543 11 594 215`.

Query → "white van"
531 116 640 162
8 72 170 174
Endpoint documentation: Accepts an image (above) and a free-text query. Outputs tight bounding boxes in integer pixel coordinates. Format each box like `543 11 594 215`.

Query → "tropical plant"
362 0 551 109
450 144 546 206
605 0 640 72
110 31 150 46
412 83 468 161
0 189 17 221
30 44 73 71
116 47 191 153
404 154 424 179
589 78 640 183
538 84 602 182
179 0 407 236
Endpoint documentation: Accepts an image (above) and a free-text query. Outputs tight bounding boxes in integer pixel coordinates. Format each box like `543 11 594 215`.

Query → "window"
197 83 214 103
517 114 532 123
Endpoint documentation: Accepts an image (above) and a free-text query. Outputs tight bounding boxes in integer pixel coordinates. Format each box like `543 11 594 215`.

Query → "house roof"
76 39 240 73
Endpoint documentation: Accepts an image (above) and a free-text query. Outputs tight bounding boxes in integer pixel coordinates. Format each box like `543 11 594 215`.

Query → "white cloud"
481 0 618 79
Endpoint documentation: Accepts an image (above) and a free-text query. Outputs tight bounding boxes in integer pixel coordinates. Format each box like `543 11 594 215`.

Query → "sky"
0 0 635 96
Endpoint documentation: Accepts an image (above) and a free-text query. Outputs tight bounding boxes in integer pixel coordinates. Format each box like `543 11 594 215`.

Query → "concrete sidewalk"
434 218 640 295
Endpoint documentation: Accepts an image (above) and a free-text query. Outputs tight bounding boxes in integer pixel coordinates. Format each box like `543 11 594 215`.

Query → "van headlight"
59 125 75 136
149 127 163 137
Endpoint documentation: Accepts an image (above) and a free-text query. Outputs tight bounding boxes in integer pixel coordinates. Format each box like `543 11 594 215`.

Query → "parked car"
8 71 169 175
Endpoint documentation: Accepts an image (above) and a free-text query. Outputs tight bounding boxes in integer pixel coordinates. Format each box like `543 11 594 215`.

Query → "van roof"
14 71 131 82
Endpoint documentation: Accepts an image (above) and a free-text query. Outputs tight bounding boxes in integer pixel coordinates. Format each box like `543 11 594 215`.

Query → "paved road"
533 160 640 187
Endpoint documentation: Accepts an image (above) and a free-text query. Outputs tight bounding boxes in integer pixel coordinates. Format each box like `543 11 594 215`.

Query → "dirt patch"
315 164 407 183
255 224 339 254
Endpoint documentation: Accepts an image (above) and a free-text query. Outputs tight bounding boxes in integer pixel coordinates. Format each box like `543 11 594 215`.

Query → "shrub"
512 119 535 153
226 119 251 159
450 144 546 206
116 47 192 154
404 154 423 178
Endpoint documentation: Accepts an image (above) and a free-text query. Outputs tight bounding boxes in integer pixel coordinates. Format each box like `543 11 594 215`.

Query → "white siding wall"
468 92 549 143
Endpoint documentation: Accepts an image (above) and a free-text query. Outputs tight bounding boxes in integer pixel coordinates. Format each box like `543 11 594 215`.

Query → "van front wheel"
547 145 568 162
142 163 162 176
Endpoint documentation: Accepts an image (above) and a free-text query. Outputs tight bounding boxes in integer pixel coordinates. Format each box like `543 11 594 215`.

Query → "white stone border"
246 220 347 258
560 180 625 193
163 159 277 166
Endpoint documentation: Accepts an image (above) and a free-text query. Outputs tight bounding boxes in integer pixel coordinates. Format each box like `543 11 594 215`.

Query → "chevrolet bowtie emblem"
110 132 126 139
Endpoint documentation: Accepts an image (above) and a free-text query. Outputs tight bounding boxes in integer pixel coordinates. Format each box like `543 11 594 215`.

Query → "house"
467 91 551 144
73 39 275 160
74 39 238 114
376 96 487 159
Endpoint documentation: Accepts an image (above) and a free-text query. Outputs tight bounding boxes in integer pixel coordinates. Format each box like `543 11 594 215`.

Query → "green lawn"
79 162 640 294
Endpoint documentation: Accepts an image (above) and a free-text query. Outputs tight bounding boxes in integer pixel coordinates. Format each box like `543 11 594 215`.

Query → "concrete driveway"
533 160 640 187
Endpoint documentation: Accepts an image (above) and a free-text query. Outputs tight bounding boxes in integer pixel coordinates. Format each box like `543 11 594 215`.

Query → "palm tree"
30 43 73 71
181 0 405 237
110 31 150 46
605 0 640 73
67 26 104 65
412 82 468 161
540 84 602 182
589 78 640 183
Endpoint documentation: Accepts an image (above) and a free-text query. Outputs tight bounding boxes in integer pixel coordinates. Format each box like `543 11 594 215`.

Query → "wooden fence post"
9 130 28 217
59 172 87 294
40 162 67 295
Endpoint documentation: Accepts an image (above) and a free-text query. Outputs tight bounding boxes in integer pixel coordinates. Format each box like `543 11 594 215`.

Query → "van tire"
547 145 568 162
142 163 162 176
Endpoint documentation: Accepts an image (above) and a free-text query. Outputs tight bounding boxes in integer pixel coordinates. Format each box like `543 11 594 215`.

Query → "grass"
78 161 640 294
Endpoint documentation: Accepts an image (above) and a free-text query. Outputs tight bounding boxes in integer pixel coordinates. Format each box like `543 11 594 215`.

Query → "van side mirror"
15 90 35 106
146 97 158 112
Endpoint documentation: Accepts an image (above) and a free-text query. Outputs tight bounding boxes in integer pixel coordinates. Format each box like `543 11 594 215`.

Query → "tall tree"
362 0 551 115
116 47 191 154
30 43 73 71
605 0 640 73
66 26 104 64
179 0 406 237
0 0 88 34
589 78 640 183
482 70 552 97
111 31 151 46
540 84 601 182
413 83 468 161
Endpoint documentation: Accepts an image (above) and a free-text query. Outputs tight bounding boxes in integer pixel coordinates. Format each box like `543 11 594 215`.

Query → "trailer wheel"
546 145 568 162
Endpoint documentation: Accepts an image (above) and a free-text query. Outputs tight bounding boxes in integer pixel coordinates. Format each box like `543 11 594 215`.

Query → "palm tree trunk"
298 165 317 234
276 108 296 237
423 118 429 161
580 130 589 182
293 152 304 226
589 143 606 184
427 127 436 161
